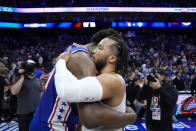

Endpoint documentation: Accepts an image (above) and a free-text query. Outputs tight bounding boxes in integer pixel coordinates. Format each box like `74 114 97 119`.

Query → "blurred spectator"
126 76 141 110
191 75 196 96
173 72 185 91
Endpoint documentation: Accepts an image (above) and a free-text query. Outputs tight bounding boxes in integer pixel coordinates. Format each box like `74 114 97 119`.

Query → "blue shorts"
29 117 50 131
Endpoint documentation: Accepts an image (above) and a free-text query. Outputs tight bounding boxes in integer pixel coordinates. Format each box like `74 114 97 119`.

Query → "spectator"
138 70 178 131
10 60 42 131
173 71 185 91
190 75 196 96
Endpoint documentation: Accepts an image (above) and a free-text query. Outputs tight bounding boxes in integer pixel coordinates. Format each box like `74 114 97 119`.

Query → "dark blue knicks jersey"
34 43 88 131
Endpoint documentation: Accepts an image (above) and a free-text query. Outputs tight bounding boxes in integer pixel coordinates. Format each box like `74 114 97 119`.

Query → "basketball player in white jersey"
55 35 130 131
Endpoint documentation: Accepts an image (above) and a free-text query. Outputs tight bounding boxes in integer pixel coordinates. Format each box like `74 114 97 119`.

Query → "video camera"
146 68 165 82
18 60 36 76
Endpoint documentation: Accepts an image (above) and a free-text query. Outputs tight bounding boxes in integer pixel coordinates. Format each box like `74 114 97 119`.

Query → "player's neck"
100 64 115 74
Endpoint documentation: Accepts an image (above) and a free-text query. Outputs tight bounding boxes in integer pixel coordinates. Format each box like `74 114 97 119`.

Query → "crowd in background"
0 28 195 122
124 29 195 91
1 0 196 7
0 28 195 89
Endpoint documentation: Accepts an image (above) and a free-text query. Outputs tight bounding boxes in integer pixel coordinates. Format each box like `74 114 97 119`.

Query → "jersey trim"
48 97 60 129
44 68 55 92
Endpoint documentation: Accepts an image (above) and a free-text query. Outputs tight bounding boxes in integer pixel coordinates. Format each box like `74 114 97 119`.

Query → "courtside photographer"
137 69 178 131
0 62 7 123
10 60 42 131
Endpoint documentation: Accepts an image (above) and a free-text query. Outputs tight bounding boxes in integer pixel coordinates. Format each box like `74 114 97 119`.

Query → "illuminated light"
83 22 89 27
168 22 179 27
0 6 17 12
111 22 117 27
58 22 72 27
151 22 165 27
182 22 191 26
172 22 178 25
1 6 196 13
23 23 55 28
0 21 194 28
132 23 136 27
168 22 173 27
90 22 96 27
0 22 22 28
118 22 126 27
137 22 143 27
136 22 148 27
75 22 82 27
127 22 131 27
24 23 46 28
180 22 192 27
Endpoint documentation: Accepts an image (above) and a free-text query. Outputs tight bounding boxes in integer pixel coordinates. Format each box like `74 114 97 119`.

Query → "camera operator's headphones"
24 60 36 76
27 60 36 64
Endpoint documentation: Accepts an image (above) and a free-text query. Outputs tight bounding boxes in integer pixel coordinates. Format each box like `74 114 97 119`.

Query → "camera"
147 75 157 82
146 68 163 82
18 60 36 76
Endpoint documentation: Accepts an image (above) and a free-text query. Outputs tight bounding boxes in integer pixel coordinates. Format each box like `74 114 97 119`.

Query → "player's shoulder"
67 50 96 78
99 73 125 88
69 51 94 64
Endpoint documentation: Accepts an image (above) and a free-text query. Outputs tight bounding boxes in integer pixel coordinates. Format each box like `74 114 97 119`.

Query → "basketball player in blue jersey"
30 29 136 131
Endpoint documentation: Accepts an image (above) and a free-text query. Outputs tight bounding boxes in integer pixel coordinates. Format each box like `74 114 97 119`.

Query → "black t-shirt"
0 76 6 99
138 83 178 131
0 76 6 110
126 85 140 103
173 78 185 91
191 75 196 90
126 81 140 109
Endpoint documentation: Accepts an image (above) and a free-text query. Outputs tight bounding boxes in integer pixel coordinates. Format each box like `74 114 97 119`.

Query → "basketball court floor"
0 118 195 131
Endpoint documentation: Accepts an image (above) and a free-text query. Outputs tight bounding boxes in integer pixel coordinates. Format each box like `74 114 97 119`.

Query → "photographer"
0 62 6 123
10 60 42 131
138 70 178 131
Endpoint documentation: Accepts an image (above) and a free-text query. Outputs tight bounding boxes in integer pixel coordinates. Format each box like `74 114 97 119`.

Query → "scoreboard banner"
0 6 196 13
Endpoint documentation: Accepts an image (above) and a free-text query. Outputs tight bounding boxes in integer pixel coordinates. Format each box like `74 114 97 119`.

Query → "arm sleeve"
54 59 103 102
159 84 178 106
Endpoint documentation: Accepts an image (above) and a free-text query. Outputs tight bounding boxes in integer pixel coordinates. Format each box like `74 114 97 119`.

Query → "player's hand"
126 106 137 123
125 106 135 113
57 47 71 63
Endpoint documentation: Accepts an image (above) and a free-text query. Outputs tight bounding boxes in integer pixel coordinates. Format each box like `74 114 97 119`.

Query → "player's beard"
95 56 108 74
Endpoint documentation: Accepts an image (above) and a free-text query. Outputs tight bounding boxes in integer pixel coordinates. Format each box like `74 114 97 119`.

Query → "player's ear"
109 55 118 64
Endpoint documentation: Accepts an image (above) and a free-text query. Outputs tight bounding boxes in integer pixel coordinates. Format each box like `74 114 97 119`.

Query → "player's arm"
78 102 136 129
55 51 136 129
55 57 122 102
55 49 122 102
